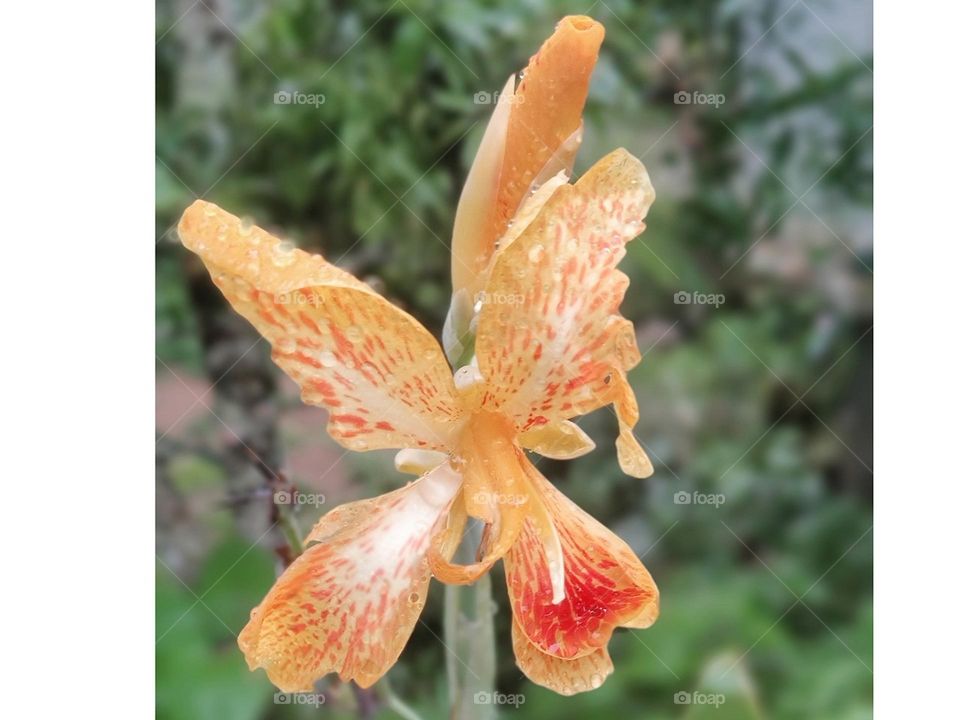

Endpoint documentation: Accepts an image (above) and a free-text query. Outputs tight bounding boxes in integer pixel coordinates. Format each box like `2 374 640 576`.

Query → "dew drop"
345 325 363 343
528 244 545 263
408 591 420 604
272 240 296 267
454 365 484 391
319 351 338 368
238 216 254 236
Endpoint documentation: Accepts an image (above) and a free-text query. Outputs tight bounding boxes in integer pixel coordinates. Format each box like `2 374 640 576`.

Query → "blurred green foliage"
156 0 872 718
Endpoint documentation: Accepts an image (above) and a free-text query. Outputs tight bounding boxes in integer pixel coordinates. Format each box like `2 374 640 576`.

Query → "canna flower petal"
511 619 613 695
451 15 604 299
504 460 659 662
474 148 655 476
178 201 464 452
518 419 595 459
428 413 529 584
237 463 462 691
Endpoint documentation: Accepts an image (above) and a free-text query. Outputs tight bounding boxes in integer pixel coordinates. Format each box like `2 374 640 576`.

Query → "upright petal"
451 16 604 298
475 149 655 446
238 464 462 691
504 461 659 662
179 201 463 452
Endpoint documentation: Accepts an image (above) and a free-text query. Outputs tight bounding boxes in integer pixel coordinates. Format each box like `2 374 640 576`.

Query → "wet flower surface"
178 14 660 697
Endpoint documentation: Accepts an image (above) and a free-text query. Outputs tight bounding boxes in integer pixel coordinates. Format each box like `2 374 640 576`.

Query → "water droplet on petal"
319 351 338 368
454 365 484 391
271 240 296 267
528 244 545 263
345 325 363 343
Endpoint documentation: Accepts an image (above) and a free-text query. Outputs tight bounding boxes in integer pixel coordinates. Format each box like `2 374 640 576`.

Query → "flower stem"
443 521 497 719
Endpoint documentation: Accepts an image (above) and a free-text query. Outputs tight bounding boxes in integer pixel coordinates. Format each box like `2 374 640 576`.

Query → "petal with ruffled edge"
475 149 655 475
512 619 613 695
504 459 658 662
237 463 461 691
451 15 604 299
179 201 463 452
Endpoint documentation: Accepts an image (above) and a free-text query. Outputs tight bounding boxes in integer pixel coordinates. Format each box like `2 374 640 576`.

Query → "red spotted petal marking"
238 463 461 691
178 201 464 452
475 149 654 439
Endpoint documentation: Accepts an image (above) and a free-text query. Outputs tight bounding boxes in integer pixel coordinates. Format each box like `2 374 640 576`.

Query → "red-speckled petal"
238 464 461 691
475 149 655 441
178 201 463 452
504 462 658 660
512 618 613 695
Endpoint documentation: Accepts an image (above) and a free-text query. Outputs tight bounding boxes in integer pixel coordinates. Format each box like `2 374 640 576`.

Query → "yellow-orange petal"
238 463 461 691
428 413 528 583
178 200 464 452
451 16 604 298
609 370 654 479
450 74 515 299
519 419 595 460
475 148 655 437
511 618 613 695
504 461 659 660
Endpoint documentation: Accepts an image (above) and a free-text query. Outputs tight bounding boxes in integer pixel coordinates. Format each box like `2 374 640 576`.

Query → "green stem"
444 521 497 720
379 675 426 720
277 504 304 556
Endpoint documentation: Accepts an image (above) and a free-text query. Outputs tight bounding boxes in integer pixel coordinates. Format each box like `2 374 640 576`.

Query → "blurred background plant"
156 0 872 718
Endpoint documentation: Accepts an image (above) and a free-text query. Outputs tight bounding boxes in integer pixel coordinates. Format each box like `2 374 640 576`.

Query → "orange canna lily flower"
177 15 659 696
